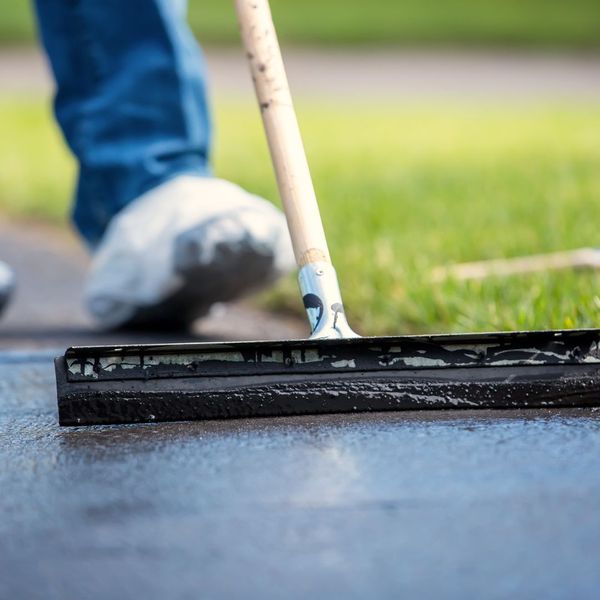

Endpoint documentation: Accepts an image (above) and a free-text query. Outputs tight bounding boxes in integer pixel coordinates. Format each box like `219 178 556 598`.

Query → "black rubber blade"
55 328 600 426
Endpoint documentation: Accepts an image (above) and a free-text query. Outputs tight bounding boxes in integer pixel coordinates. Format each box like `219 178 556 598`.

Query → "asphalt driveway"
2 349 599 599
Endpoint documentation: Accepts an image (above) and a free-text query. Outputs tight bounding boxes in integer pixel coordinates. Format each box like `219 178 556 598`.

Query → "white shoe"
85 176 295 329
0 261 15 317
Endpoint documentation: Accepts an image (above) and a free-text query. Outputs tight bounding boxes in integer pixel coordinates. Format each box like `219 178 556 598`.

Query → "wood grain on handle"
235 0 331 267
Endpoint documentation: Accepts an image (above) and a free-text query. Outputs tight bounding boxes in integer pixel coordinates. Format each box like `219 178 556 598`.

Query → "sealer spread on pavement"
1 351 600 599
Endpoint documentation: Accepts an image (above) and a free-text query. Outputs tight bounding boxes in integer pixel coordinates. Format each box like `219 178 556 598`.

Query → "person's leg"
32 0 293 329
33 0 211 247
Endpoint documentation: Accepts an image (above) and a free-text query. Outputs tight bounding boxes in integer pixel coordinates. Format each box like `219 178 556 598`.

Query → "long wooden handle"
235 0 331 267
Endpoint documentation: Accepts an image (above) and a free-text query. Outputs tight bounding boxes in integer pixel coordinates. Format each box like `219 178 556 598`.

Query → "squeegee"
55 0 600 426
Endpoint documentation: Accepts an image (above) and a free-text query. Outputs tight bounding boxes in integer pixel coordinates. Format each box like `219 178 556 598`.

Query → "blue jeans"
33 0 212 247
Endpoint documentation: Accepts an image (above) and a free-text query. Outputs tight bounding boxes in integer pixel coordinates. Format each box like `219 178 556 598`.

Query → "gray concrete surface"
2 47 600 101
1 352 600 599
0 219 305 349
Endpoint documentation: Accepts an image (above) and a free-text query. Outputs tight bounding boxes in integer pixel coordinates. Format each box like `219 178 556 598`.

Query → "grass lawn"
1 96 599 334
1 0 599 48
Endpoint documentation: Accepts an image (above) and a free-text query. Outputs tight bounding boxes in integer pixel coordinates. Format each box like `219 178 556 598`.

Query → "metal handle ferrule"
298 262 359 340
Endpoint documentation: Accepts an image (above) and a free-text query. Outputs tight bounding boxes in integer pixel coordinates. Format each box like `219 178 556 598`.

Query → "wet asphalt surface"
2 352 600 599
2 221 600 598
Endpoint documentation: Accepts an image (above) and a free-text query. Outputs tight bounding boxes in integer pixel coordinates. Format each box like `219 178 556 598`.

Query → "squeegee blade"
55 329 600 426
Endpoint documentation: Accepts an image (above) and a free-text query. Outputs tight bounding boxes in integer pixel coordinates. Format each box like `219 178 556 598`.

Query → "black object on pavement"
56 329 600 425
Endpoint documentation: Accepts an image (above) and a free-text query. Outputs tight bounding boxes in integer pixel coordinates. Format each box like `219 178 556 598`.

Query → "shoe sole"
118 241 279 330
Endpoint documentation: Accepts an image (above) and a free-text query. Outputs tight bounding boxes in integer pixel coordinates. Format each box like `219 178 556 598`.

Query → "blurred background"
2 0 599 47
0 0 599 338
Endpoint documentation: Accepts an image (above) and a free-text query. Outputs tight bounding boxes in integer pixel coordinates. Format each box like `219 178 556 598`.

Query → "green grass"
0 2 34 45
1 96 600 334
2 0 599 48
